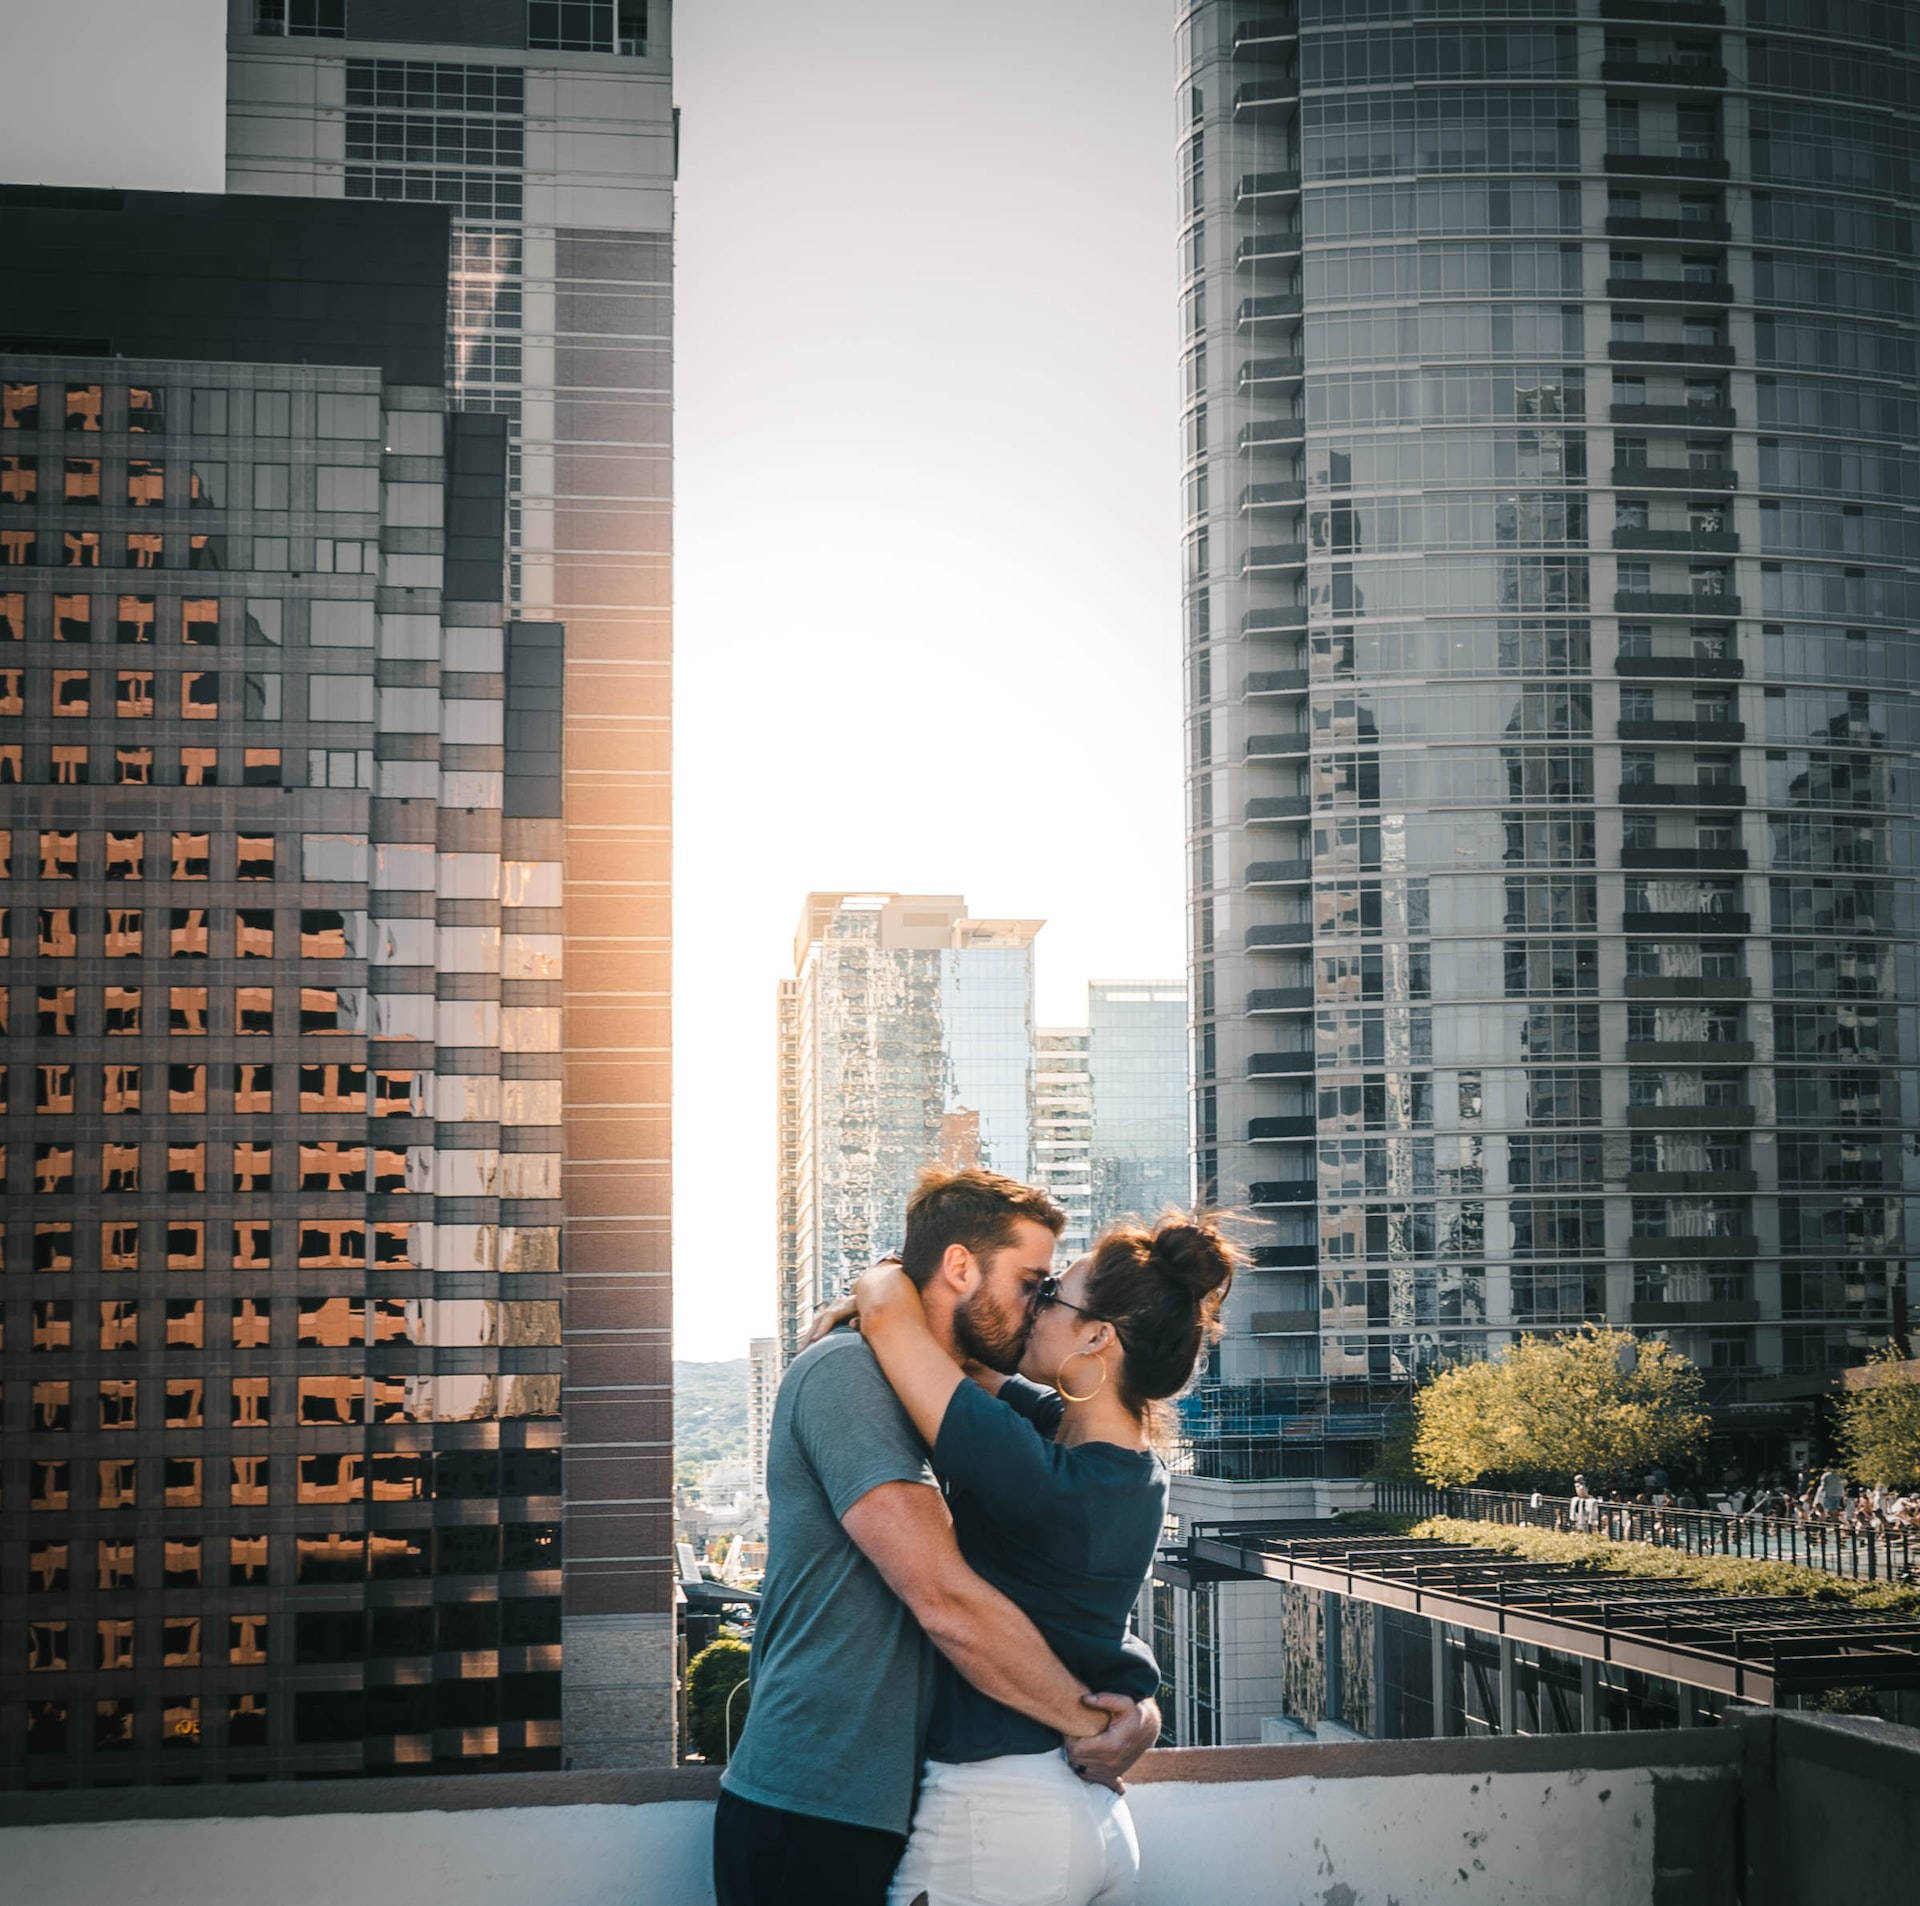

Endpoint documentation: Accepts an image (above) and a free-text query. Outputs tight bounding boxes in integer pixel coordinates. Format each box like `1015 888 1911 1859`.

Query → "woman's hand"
800 1292 859 1350
960 1357 1011 1396
855 1257 919 1323
802 1256 909 1350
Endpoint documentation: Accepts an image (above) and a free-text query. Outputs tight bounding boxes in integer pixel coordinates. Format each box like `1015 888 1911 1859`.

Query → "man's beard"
953 1285 1031 1374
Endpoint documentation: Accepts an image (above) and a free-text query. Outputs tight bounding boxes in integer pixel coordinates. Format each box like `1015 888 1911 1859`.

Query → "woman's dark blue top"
924 1375 1166 1763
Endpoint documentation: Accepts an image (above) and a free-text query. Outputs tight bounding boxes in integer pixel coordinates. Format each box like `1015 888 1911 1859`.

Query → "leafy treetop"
1412 1323 1708 1488
1836 1346 1920 1491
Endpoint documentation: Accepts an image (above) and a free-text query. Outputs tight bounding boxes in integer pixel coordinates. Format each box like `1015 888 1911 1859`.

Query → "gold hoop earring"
1057 1350 1108 1404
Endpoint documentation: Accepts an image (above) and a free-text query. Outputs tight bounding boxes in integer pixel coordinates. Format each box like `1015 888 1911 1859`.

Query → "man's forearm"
917 1576 1102 1739
840 1482 1107 1742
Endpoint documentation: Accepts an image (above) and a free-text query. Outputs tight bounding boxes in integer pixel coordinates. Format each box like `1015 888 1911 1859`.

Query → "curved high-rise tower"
1177 0 1919 1498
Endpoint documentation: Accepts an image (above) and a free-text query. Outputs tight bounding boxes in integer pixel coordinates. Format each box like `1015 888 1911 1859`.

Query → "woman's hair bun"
1082 1210 1240 1418
1147 1214 1238 1308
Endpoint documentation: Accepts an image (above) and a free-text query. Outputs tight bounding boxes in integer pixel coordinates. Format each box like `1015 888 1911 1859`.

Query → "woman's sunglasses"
1032 1274 1102 1322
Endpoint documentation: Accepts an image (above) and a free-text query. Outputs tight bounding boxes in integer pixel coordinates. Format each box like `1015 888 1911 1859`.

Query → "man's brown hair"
899 1166 1066 1289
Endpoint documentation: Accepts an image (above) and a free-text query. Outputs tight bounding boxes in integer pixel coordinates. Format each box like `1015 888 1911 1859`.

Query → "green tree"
686 1637 751 1763
1413 1324 1708 1488
1366 1411 1422 1484
1411 1355 1524 1486
1836 1347 1920 1490
1810 1686 1882 1718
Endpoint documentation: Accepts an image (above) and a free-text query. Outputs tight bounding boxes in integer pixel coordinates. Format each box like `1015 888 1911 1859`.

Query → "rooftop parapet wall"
3 1714 1910 1906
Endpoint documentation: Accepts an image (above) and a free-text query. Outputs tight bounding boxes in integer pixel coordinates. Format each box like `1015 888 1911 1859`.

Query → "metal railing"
1375 1480 1919 1585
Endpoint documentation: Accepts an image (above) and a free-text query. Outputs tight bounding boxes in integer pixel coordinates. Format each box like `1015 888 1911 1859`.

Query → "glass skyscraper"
775 894 1041 1363
1178 0 1919 1487
1088 981 1192 1230
228 0 678 1761
1030 987 1191 1264
0 189 565 1786
1033 1027 1095 1258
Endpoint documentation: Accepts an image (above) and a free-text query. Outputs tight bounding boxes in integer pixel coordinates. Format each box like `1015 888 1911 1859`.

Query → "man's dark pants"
713 1788 907 1906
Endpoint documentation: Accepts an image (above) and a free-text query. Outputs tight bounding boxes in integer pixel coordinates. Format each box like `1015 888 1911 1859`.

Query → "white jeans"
887 1750 1140 1906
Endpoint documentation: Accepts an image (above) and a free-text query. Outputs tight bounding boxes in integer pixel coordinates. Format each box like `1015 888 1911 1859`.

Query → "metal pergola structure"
1188 1525 1920 1705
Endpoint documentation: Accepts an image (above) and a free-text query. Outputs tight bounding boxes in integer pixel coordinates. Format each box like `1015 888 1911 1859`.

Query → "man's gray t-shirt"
721 1331 938 1837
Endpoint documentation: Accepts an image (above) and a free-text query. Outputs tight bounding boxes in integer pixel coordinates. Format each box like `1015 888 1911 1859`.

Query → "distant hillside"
675 1359 750 1468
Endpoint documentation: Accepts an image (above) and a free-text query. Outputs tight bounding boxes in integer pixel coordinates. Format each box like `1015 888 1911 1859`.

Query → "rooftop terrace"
2 1711 1913 1906
1191 1525 1920 1706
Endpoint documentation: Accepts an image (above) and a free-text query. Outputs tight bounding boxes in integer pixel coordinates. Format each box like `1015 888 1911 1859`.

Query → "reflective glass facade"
943 940 1039 1188
1034 1028 1094 1258
1177 1 1920 1476
776 895 1040 1362
1030 987 1190 1263
229 0 677 1763
1088 982 1192 1229
0 326 565 1785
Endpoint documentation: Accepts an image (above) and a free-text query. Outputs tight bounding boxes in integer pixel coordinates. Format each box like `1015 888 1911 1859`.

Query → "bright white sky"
0 0 1184 1362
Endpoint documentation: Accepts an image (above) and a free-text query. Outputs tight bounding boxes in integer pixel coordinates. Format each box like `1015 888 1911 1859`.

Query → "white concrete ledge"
0 1716 1910 1906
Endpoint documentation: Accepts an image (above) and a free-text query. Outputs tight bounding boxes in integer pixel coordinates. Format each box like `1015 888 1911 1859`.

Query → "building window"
1677 105 1718 160
169 907 208 958
341 57 528 220
117 595 156 643
229 1694 269 1747
1190 1583 1219 1746
254 0 345 36
528 1 649 54
51 668 89 716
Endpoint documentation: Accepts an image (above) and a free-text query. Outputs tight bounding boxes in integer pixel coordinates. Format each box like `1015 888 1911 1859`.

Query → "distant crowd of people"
1538 1467 1919 1539
1727 1470 1918 1533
